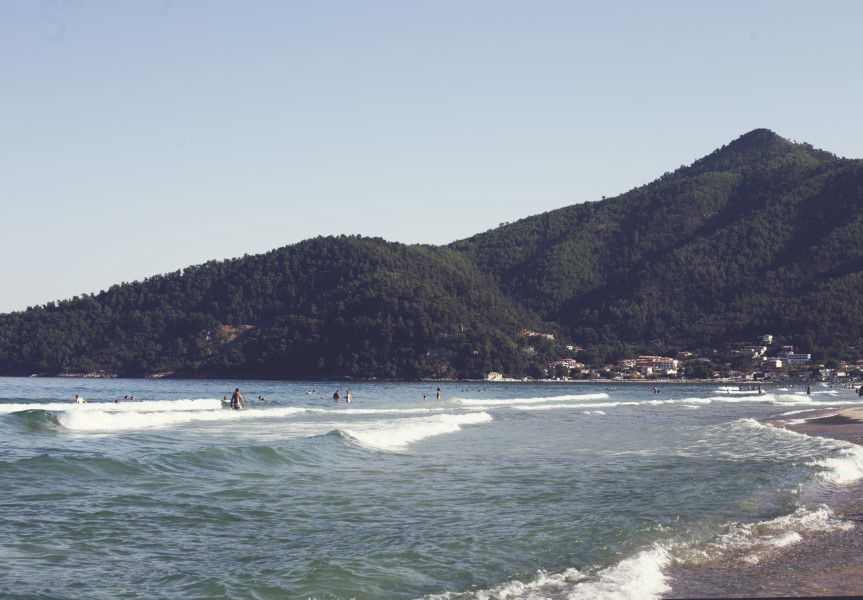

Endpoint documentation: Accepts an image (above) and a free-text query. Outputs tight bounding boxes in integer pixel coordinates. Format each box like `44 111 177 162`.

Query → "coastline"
8 373 825 386
667 405 863 598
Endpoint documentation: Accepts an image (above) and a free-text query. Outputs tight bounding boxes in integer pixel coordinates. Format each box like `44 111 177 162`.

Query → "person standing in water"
346 388 352 403
806 384 812 395
74 394 86 404
230 388 245 410
436 387 442 401
333 387 341 402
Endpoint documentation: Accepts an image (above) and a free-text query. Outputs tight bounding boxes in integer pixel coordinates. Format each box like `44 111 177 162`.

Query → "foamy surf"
453 393 609 407
340 412 492 451
808 445 863 484
57 406 308 431
0 398 222 415
677 504 853 566
429 544 670 600
432 500 850 600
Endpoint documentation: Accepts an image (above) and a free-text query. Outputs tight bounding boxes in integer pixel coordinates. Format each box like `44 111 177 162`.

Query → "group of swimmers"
74 393 137 404
422 387 443 401
332 387 352 403
221 389 270 410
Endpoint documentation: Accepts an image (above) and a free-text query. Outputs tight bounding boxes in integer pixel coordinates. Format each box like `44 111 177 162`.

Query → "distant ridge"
1 129 861 378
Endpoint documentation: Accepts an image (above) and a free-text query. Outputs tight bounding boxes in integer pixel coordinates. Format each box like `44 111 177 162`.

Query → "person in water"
74 394 86 404
436 387 442 400
806 384 812 395
333 388 341 402
422 394 427 401
346 388 352 403
258 395 267 402
230 388 245 410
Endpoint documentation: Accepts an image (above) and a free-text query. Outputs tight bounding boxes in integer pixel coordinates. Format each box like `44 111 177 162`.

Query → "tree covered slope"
2 129 861 377
0 237 546 378
453 129 863 362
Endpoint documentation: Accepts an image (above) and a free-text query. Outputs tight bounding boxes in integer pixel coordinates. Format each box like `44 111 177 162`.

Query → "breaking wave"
453 393 609 406
0 398 222 415
340 412 493 452
56 406 308 431
432 502 850 600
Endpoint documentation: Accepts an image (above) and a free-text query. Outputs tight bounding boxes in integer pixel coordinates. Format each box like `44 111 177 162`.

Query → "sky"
2 1 862 312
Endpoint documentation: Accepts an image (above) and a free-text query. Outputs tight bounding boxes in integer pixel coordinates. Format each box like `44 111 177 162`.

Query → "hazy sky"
2 1 862 312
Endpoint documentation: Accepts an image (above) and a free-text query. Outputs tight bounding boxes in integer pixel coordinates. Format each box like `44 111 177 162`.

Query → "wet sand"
667 405 863 598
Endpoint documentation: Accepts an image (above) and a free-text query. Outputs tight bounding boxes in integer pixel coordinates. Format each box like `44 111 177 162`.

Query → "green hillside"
453 129 863 363
0 237 548 378
2 129 861 377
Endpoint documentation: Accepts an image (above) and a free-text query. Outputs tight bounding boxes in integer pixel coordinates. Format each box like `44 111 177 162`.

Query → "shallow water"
1 378 861 599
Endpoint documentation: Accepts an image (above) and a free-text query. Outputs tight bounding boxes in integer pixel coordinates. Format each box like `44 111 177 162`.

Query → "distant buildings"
518 329 555 340
549 358 585 371
616 356 679 376
784 353 812 366
744 346 768 358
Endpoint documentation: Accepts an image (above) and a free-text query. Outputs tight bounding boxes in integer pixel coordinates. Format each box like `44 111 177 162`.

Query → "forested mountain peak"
724 128 791 153
690 128 837 175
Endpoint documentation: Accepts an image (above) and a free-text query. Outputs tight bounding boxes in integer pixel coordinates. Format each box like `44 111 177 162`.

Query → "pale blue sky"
2 1 862 312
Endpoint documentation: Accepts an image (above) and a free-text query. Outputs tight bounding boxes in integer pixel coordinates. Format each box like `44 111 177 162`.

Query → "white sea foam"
564 545 670 600
434 501 849 600
57 406 309 431
306 406 444 415
808 445 863 484
0 398 222 415
689 504 853 565
427 568 587 600
713 387 765 395
508 401 643 411
735 418 863 485
454 393 609 407
440 544 670 600
339 412 492 451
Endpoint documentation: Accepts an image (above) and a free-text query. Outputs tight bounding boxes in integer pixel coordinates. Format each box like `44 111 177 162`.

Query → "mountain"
453 129 863 364
2 129 862 378
0 237 549 378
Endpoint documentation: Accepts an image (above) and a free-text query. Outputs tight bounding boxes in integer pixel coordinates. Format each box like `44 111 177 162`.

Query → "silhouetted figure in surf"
436 387 442 400
346 388 352 403
806 384 812 395
230 388 245 410
74 394 86 404
333 388 341 402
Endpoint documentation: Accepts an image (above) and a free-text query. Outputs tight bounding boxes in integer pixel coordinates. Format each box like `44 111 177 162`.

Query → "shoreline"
2 373 835 386
667 405 863 597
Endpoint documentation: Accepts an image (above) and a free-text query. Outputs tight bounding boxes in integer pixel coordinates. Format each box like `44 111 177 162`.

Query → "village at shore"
485 331 863 385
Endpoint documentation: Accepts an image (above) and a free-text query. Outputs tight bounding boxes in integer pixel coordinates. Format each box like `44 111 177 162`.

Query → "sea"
2 377 862 599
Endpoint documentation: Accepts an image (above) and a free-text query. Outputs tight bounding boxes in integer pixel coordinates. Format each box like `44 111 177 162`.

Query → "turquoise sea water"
1 378 862 599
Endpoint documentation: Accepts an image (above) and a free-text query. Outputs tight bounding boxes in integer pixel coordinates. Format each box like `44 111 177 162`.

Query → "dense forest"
2 129 862 378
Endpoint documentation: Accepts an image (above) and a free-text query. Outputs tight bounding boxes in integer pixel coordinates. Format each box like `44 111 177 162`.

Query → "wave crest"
340 412 492 452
